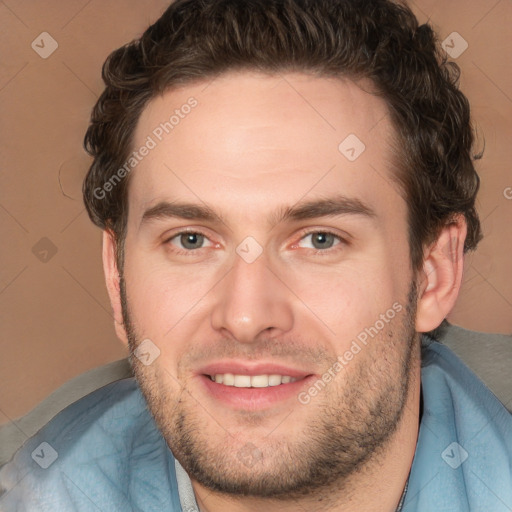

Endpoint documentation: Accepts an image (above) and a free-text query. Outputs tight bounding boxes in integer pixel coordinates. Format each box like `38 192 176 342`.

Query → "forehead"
128 71 403 226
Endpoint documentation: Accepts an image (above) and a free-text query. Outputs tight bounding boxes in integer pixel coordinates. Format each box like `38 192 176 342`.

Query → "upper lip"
198 360 313 379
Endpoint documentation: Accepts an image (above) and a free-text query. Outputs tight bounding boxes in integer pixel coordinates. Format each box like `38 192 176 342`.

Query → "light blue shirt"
1 336 511 511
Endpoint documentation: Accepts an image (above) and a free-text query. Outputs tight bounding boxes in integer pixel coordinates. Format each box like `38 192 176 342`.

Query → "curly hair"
83 0 482 271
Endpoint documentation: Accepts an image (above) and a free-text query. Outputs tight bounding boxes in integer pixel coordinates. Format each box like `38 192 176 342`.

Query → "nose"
210 248 294 344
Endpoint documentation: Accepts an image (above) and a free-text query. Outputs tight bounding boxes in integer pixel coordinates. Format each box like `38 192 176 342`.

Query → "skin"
102 71 467 511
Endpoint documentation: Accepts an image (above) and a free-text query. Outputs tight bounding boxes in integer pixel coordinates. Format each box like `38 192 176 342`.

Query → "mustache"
178 336 334 367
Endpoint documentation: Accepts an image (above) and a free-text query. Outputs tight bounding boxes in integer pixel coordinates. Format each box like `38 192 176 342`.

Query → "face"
117 71 421 498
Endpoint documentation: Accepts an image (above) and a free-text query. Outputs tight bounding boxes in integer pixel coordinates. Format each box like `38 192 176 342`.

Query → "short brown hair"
83 0 482 271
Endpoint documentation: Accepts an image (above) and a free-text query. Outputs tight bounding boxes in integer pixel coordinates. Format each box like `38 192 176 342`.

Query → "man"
1 0 511 510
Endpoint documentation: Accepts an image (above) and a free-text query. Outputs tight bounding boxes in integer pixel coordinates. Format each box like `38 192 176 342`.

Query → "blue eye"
298 232 342 251
179 233 204 250
167 231 212 251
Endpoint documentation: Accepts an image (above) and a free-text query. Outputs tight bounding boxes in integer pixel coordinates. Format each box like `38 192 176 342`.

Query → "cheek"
280 254 409 347
122 265 197 378
122 251 217 339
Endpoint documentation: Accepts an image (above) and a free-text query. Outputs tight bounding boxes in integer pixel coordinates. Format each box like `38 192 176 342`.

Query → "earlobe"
415 216 467 333
102 229 129 345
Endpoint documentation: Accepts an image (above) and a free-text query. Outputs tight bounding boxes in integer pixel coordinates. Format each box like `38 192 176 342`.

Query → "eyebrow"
141 202 223 226
139 194 376 230
272 194 376 225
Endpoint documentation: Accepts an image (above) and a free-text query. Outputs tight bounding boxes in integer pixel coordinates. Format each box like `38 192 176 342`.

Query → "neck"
192 344 422 512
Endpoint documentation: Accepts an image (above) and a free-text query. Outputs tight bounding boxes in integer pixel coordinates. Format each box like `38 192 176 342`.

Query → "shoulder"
421 337 512 439
427 322 512 411
0 378 182 511
404 337 512 511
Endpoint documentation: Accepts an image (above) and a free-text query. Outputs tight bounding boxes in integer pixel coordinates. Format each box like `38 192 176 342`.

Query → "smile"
208 374 300 387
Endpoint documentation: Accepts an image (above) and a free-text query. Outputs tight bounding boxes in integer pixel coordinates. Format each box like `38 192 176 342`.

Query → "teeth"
268 374 282 386
223 373 235 386
251 375 270 387
209 373 298 388
234 375 251 387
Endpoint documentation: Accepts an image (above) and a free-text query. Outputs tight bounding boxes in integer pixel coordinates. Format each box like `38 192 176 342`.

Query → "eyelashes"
164 228 348 256
293 231 343 251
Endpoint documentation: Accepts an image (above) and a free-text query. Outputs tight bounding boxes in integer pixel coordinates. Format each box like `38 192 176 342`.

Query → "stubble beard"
120 274 420 500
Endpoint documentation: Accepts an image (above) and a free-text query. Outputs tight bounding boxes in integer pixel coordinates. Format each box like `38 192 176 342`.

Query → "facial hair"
120 273 419 500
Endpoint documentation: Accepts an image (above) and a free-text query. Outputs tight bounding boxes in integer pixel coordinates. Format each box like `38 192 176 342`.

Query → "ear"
415 216 467 333
102 229 129 346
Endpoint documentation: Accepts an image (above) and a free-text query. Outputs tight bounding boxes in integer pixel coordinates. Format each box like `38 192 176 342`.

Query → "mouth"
206 373 300 388
197 363 315 410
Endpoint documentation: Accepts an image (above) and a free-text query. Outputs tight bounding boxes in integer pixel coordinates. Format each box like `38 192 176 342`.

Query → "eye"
297 231 342 251
166 231 213 252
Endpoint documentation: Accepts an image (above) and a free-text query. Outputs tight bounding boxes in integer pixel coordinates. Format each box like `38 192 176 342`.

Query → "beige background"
1 0 511 427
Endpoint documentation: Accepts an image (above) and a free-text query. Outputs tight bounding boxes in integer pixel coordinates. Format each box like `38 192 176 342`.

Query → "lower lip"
199 374 315 410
